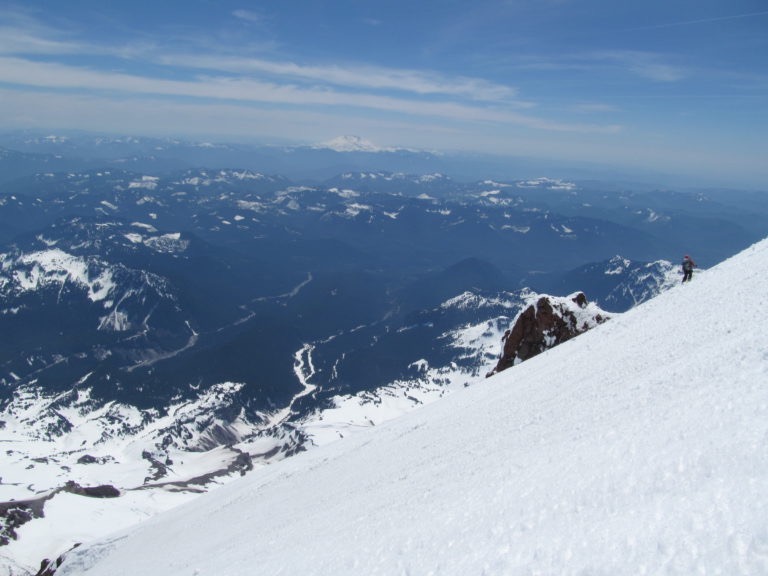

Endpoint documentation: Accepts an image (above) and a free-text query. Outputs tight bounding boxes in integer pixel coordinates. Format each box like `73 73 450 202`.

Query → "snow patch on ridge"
2 248 115 302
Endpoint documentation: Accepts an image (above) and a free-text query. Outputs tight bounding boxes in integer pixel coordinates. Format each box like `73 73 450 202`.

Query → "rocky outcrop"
36 543 81 576
488 292 610 376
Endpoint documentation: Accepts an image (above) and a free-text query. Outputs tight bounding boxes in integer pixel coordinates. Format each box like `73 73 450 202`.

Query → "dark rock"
142 450 169 483
36 543 81 576
571 292 588 308
61 480 120 498
83 485 121 498
232 451 253 476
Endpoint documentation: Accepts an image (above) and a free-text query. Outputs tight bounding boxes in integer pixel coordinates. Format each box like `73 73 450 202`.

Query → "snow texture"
48 239 768 574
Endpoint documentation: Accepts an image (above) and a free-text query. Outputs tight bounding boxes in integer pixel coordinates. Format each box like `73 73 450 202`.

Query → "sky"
51 237 768 575
0 1 766 186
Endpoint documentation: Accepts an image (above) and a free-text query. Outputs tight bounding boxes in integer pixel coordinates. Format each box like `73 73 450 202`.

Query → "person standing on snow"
682 254 696 282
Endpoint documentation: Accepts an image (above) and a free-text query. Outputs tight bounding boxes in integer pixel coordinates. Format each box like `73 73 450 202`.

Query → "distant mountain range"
0 130 732 185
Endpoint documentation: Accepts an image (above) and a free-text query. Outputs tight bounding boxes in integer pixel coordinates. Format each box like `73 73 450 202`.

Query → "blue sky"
1 1 766 186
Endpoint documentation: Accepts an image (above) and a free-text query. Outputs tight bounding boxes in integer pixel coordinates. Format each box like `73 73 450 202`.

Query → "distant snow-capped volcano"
314 135 395 153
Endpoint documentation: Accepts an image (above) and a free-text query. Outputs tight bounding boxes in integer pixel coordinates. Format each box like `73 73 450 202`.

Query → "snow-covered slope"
53 238 768 575
0 286 612 574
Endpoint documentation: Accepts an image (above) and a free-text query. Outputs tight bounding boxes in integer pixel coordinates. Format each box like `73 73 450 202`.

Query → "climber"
681 254 696 282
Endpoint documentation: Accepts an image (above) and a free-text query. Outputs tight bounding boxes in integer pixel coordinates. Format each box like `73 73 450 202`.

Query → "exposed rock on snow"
489 291 610 375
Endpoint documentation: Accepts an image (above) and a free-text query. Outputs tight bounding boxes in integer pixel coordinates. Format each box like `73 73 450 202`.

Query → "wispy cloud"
0 14 523 105
232 9 264 24
0 8 627 146
155 53 526 103
611 52 687 82
632 10 768 30
0 22 85 56
570 103 619 114
0 56 618 134
514 51 688 83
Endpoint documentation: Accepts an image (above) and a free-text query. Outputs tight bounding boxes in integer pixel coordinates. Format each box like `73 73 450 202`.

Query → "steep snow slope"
58 239 768 576
0 288 611 574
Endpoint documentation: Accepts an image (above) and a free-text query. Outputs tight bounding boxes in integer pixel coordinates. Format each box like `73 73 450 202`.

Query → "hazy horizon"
1 1 766 187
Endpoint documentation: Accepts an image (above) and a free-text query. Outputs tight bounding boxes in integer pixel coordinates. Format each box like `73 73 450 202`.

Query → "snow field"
54 238 768 575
